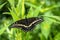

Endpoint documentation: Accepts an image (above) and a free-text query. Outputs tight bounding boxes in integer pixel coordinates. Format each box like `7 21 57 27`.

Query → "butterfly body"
10 17 43 31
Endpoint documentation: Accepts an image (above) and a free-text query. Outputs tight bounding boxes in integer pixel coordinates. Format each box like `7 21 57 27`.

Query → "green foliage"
0 2 6 9
0 0 60 40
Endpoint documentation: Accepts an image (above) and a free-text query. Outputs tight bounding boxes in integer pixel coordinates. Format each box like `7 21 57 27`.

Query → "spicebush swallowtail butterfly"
10 17 43 31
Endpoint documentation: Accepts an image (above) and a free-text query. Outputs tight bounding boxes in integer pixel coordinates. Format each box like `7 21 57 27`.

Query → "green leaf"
41 11 53 39
16 0 25 18
25 2 37 8
8 0 15 7
40 4 60 13
3 12 10 14
0 2 6 9
8 8 19 21
41 17 52 39
8 0 25 21
43 15 60 24
54 33 60 40
0 19 11 35
42 11 60 24
27 7 34 18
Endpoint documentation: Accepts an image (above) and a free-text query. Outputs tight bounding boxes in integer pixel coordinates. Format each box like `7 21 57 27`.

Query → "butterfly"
10 17 43 31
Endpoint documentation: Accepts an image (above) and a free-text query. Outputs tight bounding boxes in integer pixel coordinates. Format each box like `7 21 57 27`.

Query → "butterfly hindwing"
10 17 43 31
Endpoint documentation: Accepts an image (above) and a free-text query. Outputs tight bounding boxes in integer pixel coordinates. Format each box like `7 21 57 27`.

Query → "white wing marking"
13 19 42 27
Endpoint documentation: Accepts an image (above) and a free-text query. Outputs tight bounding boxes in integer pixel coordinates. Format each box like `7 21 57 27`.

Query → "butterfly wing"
10 17 43 31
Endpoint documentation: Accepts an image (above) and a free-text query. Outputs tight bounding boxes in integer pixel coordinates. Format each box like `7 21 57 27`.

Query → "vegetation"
0 0 60 40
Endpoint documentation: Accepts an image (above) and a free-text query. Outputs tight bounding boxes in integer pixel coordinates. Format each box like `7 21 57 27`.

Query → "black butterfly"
10 17 43 31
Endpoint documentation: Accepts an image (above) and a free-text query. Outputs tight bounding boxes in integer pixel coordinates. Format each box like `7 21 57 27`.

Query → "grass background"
0 0 60 40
